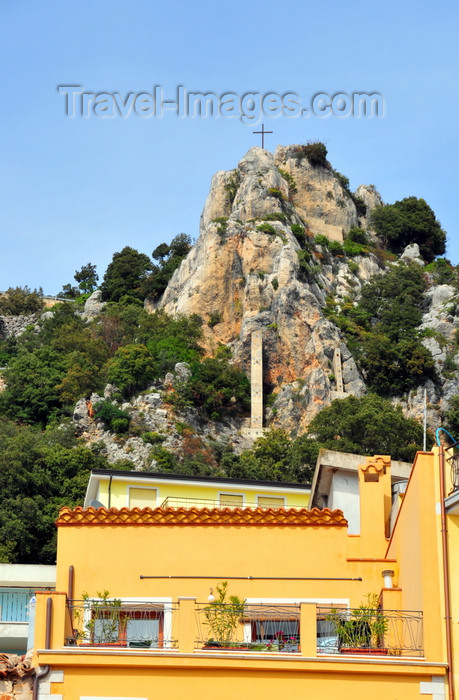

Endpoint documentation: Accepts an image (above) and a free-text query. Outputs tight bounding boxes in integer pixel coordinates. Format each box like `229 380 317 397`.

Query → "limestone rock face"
150 146 369 433
0 314 38 338
354 184 384 233
401 243 425 266
273 145 361 240
82 290 106 320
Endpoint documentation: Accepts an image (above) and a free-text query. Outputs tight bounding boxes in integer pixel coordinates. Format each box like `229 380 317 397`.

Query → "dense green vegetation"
142 234 192 300
0 419 113 563
100 247 153 303
370 197 446 262
171 346 250 420
327 261 437 397
0 286 44 315
306 394 427 462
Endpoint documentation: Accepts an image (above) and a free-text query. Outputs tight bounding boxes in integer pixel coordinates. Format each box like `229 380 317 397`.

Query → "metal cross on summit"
253 123 273 150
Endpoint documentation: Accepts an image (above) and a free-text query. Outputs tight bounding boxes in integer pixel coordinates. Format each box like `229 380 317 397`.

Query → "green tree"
307 394 426 462
358 334 436 397
138 310 203 375
334 262 437 396
142 234 192 299
74 263 99 294
0 419 111 563
107 344 156 397
357 261 427 340
0 287 44 315
100 247 152 302
93 401 130 433
172 347 250 420
370 197 446 262
221 429 318 483
0 349 63 426
59 283 79 299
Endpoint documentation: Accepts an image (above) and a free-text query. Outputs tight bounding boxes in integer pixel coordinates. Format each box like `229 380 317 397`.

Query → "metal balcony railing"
447 452 459 493
62 599 423 658
316 607 424 657
195 603 301 652
65 600 178 648
159 497 305 510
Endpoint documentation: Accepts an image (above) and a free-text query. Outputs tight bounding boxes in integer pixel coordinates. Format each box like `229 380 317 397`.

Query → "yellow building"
33 450 458 700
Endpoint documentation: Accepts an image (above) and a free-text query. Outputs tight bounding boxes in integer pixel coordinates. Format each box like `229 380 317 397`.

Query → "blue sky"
1 0 458 294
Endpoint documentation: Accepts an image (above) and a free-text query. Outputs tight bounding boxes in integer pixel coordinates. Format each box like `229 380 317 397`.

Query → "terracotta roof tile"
57 505 347 527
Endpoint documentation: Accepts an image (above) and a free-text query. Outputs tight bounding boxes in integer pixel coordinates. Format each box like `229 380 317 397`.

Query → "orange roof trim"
56 505 348 527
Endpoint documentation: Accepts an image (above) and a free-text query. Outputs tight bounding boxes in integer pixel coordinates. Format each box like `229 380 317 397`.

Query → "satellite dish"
89 499 105 509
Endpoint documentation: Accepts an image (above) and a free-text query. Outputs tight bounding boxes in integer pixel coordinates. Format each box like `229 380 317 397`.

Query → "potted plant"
202 581 245 649
327 594 388 654
73 590 125 646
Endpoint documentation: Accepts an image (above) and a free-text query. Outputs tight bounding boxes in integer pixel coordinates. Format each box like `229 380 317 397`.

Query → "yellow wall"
448 514 459 695
55 520 382 604
44 662 442 700
386 451 445 661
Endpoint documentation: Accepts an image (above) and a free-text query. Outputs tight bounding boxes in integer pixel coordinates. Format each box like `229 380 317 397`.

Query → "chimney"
358 455 392 554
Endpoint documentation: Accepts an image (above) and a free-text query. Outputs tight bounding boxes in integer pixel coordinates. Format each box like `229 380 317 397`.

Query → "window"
243 598 348 654
90 604 164 648
243 604 300 652
77 598 174 649
257 496 285 508
128 488 157 508
219 493 244 507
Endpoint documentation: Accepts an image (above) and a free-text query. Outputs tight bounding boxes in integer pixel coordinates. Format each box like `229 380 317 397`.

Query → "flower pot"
79 642 127 648
340 647 388 655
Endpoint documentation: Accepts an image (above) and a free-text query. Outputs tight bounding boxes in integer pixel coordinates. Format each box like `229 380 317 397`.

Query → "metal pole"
423 388 427 451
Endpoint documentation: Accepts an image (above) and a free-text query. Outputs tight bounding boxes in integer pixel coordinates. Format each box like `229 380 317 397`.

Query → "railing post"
178 597 197 653
300 602 317 657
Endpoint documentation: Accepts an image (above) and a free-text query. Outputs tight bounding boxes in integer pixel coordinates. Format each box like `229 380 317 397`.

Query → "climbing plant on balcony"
203 581 245 646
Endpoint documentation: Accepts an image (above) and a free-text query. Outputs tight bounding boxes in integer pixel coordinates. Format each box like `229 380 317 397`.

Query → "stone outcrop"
0 314 38 339
72 374 255 469
82 290 105 320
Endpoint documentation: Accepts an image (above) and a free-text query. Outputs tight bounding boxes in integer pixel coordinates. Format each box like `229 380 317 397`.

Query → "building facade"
32 450 457 699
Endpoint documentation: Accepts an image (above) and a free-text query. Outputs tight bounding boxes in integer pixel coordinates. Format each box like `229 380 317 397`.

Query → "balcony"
159 497 306 510
316 606 424 657
61 598 423 658
66 599 178 648
0 588 34 653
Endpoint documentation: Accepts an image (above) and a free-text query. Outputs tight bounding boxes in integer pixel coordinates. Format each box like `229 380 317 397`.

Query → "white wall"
328 470 360 534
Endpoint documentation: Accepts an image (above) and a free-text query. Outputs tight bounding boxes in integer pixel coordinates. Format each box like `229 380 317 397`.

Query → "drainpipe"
45 597 53 649
33 597 53 700
68 565 74 603
436 430 455 700
33 665 50 700
108 474 113 508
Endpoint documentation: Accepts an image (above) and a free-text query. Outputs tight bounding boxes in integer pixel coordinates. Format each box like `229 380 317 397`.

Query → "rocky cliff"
143 145 459 437
145 146 380 433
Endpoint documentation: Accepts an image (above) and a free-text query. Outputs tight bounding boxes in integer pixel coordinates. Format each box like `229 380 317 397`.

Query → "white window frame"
81 596 173 649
